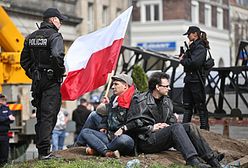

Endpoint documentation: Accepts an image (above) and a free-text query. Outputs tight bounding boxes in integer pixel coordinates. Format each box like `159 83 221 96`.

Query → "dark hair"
43 17 50 22
199 31 210 49
80 98 87 104
148 72 170 91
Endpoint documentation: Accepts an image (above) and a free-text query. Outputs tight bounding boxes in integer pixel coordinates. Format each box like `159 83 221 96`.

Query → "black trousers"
183 82 209 130
0 136 9 164
138 123 213 161
34 78 61 155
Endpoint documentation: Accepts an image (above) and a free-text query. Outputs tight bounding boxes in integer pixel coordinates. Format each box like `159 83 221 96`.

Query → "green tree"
131 64 148 92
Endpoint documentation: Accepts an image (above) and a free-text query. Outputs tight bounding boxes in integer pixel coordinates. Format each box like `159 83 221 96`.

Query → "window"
191 0 199 24
140 0 162 22
205 4 211 27
145 5 151 21
217 7 223 29
116 8 122 17
87 3 94 32
236 0 248 6
102 6 108 26
154 4 159 21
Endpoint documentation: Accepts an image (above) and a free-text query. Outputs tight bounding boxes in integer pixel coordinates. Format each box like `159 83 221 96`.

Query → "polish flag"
61 6 133 100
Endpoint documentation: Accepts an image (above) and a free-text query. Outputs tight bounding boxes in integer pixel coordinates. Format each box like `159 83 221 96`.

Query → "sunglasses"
159 84 170 88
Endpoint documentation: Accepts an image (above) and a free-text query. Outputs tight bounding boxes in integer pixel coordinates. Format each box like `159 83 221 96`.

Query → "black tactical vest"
27 28 57 69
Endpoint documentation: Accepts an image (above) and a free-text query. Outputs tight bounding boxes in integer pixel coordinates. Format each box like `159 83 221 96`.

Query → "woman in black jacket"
179 26 210 130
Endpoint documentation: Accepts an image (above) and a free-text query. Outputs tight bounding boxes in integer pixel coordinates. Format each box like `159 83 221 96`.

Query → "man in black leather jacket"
20 8 66 159
78 74 135 158
180 26 209 130
124 72 222 168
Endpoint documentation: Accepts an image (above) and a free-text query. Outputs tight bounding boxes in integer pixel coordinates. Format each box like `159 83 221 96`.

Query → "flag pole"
104 70 115 97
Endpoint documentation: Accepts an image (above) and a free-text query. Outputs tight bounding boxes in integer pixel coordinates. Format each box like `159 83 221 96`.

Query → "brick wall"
131 0 230 31
163 0 191 20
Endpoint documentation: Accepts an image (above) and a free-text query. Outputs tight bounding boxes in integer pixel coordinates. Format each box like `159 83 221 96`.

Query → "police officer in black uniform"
0 94 15 165
179 26 210 130
20 8 67 159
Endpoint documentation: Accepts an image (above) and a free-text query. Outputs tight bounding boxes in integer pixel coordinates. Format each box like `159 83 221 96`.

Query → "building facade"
131 0 230 67
229 0 248 66
4 0 129 49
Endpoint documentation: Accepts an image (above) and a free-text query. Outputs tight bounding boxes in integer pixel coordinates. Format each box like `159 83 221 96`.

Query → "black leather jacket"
99 95 129 132
125 92 177 141
0 105 13 135
180 39 207 83
20 22 65 80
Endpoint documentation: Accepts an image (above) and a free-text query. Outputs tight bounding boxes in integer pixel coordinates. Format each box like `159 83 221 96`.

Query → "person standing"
179 26 210 130
125 72 222 168
0 94 15 165
72 98 91 142
20 8 67 159
52 107 69 151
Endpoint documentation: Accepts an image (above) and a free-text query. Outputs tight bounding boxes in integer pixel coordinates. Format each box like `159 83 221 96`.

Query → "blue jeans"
52 129 66 151
81 128 134 156
76 111 102 144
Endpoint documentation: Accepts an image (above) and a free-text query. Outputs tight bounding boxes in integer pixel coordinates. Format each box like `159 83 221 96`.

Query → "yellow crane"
0 5 34 160
0 6 31 92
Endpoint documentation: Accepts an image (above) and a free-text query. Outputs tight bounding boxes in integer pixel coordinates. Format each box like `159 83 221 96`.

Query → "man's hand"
174 113 179 122
114 128 123 137
152 123 169 132
179 54 184 61
9 114 15 121
101 96 109 104
100 128 107 133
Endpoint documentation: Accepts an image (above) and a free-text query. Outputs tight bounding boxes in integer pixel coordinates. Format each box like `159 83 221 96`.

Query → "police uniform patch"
29 38 47 47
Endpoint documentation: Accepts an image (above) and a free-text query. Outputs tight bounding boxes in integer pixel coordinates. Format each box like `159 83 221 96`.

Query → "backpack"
204 49 215 71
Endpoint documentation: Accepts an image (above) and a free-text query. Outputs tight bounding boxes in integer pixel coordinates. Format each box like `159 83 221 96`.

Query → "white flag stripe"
65 6 133 72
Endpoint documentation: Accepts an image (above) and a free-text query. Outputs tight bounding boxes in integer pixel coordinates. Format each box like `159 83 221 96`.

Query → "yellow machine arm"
0 6 31 91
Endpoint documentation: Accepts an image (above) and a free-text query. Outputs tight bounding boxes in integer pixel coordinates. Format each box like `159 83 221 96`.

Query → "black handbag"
204 49 215 71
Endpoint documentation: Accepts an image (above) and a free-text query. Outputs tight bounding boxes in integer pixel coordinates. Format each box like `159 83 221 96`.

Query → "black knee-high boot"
197 103 209 130
183 103 193 123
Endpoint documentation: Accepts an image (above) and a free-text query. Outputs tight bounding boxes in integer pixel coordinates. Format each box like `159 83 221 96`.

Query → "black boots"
186 156 211 168
207 156 223 168
197 103 209 130
183 110 193 123
201 152 224 168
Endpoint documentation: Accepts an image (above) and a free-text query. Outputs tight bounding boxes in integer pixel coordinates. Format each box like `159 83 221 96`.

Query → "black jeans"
0 136 9 164
35 80 61 155
138 123 213 161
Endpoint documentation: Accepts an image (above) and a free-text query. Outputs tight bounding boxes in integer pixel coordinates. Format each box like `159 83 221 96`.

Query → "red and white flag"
61 6 133 100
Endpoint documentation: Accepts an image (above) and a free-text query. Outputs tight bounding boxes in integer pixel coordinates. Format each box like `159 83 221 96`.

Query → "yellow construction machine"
0 6 35 160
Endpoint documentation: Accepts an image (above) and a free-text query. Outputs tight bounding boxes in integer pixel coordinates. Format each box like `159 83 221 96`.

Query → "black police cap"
43 8 67 21
183 26 201 35
0 93 5 99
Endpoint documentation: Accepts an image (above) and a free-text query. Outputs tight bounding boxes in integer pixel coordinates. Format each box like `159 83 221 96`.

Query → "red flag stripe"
61 39 123 100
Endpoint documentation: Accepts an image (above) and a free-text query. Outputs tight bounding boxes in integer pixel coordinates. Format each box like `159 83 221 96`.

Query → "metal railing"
118 46 248 118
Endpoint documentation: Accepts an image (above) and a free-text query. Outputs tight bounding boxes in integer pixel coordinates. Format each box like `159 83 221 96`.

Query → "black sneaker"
186 157 211 168
38 153 61 160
